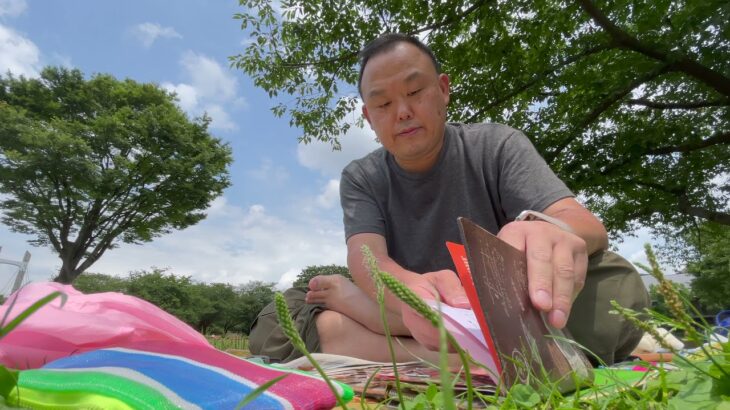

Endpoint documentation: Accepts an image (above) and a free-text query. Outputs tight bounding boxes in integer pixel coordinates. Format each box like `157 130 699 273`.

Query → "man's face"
361 42 450 172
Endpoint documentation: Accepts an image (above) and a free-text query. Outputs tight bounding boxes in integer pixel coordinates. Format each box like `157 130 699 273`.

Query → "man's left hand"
498 220 588 328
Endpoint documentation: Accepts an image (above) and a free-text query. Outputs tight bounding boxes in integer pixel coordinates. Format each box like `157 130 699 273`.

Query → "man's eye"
408 88 423 96
378 102 391 109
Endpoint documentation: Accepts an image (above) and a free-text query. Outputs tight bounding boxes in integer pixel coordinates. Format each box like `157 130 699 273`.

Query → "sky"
0 0 658 294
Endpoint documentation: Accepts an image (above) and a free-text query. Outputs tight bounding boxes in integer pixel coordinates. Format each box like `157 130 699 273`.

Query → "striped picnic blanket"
1 283 353 408
8 341 352 409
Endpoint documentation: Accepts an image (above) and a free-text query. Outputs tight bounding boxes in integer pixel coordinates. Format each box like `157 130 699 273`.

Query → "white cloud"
0 0 26 18
162 82 198 112
131 22 182 48
180 51 236 101
162 51 244 131
0 24 40 77
317 179 340 209
247 158 290 184
297 123 380 177
202 104 236 131
276 268 300 290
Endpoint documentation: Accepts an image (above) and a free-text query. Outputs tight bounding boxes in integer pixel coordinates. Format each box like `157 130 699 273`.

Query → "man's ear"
438 73 450 106
362 104 372 129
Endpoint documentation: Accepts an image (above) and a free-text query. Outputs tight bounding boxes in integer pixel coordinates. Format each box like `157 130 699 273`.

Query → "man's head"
358 33 450 173
357 34 441 96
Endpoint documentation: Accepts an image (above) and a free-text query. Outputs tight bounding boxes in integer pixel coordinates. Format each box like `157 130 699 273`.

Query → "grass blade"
235 374 288 409
0 291 66 338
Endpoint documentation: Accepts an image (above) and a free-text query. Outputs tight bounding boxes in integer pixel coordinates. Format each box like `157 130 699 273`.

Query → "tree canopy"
685 224 730 312
231 0 729 240
292 264 351 288
0 67 232 283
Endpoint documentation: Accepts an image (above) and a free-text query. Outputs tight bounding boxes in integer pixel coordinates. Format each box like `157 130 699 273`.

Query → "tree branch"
627 98 730 110
409 0 491 36
624 178 730 226
678 195 730 225
577 0 730 98
648 130 730 155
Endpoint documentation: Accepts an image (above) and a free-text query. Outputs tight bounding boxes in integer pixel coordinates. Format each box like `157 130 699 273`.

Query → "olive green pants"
249 250 649 365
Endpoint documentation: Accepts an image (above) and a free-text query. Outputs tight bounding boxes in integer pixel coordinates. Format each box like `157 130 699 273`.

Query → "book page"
427 301 499 380
430 303 485 345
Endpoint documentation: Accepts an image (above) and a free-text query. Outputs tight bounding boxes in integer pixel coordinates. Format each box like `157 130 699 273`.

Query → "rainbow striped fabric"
8 341 352 409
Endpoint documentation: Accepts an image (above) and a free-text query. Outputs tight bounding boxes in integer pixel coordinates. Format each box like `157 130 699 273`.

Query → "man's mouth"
397 127 420 136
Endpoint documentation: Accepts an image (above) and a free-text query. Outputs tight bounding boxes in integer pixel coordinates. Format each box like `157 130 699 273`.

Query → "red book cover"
446 241 502 376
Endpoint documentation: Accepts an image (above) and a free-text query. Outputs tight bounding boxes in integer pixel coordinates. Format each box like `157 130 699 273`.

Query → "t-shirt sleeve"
340 165 386 241
497 130 574 220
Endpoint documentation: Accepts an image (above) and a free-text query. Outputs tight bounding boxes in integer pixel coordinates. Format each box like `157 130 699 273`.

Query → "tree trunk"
54 254 83 284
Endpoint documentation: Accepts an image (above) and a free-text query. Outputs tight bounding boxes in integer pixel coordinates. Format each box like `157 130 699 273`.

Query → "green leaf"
0 366 19 400
0 291 66 338
668 376 716 410
509 383 541 408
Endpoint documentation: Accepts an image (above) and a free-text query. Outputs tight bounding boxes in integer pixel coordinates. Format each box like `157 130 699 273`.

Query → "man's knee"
315 310 348 351
568 250 649 364
248 287 324 362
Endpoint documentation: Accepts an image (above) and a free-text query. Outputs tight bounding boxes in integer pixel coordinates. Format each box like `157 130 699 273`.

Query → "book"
438 217 593 393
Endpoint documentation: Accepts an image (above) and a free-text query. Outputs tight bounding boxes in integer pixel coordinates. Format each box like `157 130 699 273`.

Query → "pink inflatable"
0 282 211 369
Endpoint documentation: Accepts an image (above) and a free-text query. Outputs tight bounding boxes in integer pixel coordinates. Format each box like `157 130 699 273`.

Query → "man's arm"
543 197 608 255
498 197 608 329
347 232 469 348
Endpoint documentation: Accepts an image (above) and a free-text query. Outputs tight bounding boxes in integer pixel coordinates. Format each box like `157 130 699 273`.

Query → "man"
250 33 648 366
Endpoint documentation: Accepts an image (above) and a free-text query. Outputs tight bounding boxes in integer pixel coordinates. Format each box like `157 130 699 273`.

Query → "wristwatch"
515 210 574 234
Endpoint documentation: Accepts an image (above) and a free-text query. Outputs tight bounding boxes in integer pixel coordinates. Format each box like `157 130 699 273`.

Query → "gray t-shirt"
340 122 573 273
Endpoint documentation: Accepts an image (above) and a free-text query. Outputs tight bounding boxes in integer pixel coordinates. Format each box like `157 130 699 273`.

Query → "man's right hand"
400 269 470 350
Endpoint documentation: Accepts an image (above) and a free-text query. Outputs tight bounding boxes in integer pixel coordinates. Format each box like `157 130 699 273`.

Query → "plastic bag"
0 281 210 369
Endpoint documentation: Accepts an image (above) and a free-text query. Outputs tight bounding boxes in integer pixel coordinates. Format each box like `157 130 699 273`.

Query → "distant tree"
235 281 276 334
125 268 200 324
292 264 351 288
232 0 729 241
0 294 5 305
686 224 730 313
73 272 128 294
194 282 238 334
0 67 232 284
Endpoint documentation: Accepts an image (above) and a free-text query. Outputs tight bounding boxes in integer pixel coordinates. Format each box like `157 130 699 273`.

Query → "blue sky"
0 0 655 294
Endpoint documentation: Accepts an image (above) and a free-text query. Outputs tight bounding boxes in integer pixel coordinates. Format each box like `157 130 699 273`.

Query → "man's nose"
397 99 413 121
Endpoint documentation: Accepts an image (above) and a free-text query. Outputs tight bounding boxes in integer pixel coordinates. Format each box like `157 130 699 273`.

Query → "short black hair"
357 33 441 97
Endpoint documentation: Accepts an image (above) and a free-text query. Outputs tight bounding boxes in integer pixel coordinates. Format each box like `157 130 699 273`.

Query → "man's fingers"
305 289 326 304
549 242 576 328
402 285 441 350
500 226 552 311
525 243 554 312
573 251 588 297
430 270 469 307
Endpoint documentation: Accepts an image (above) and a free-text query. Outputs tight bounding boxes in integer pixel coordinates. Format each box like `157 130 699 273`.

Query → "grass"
206 333 249 353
